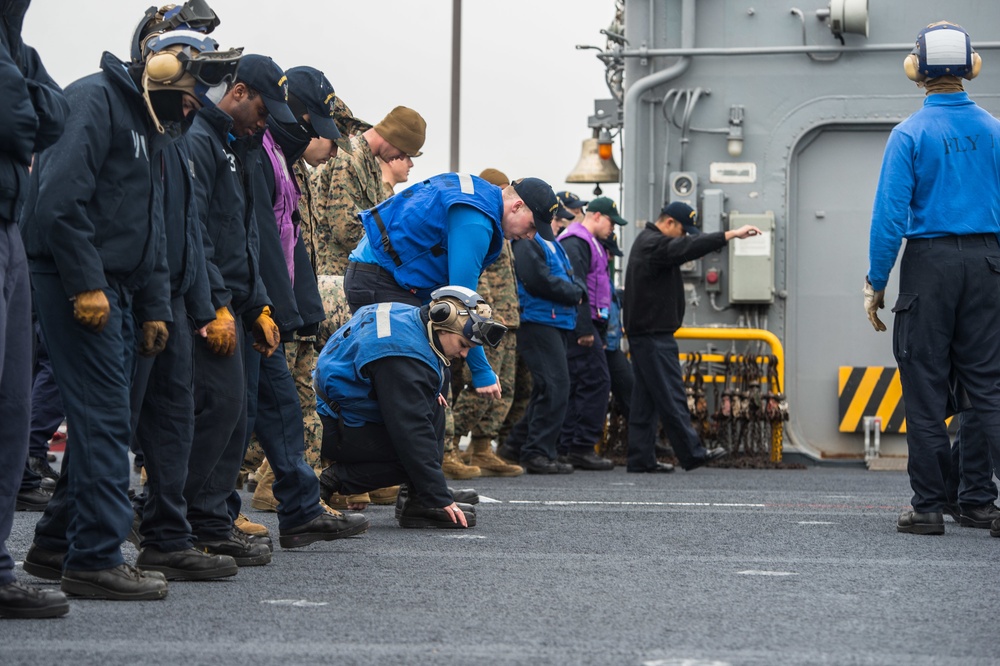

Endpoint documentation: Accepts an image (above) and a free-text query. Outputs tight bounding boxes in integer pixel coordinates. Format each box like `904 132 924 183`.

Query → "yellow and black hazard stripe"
838 367 906 433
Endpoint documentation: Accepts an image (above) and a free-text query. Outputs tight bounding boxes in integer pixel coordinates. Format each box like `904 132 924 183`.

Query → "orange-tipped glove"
205 306 237 356
252 305 281 357
139 320 169 357
72 289 110 333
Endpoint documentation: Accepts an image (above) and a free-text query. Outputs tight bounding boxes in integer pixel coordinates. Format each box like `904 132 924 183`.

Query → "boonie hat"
587 197 628 226
512 177 559 242
374 106 427 157
479 168 510 187
661 201 700 235
236 54 295 124
285 66 341 141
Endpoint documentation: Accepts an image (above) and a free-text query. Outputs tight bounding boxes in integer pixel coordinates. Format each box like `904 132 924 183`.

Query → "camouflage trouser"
289 274 353 472
450 333 518 446
497 346 532 446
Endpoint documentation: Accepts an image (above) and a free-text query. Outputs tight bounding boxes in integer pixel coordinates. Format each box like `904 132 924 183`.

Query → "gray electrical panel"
728 211 775 303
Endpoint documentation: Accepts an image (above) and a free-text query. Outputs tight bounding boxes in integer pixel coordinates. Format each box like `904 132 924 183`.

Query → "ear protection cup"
903 52 922 82
968 51 982 80
429 300 459 328
146 49 185 85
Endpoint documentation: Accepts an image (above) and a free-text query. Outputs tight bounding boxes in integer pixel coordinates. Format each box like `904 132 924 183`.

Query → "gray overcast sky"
22 0 621 201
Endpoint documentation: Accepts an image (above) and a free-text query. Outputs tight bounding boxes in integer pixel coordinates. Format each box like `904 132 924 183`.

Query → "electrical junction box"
728 211 775 303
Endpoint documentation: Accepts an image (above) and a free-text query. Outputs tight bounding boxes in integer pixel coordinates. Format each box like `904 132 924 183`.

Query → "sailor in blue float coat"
316 286 507 528
343 174 557 400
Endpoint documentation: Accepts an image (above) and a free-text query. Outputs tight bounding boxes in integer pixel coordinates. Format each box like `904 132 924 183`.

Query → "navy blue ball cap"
556 190 589 211
236 54 295 124
661 201 700 235
285 66 341 140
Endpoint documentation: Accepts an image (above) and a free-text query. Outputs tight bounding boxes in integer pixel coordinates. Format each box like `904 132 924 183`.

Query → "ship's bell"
566 137 620 186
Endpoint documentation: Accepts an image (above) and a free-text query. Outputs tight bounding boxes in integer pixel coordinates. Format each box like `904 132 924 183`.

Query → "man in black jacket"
19 35 186 599
0 0 69 619
624 202 759 473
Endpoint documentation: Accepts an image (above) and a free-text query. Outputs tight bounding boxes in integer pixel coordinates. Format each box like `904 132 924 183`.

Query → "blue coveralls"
129 132 216 552
183 106 270 542
0 3 66 585
20 52 169 572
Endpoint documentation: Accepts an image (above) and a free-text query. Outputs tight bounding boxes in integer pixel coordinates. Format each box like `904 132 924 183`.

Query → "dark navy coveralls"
21 52 170 572
0 0 66 585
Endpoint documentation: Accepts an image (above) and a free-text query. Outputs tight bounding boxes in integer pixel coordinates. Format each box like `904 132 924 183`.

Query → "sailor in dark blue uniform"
316 286 507 528
181 54 291 567
125 12 243 581
17 30 195 599
0 0 69 619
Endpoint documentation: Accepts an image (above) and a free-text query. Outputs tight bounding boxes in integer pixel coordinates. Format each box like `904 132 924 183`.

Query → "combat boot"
250 459 278 512
442 449 481 480
465 436 523 477
368 486 400 505
235 513 270 538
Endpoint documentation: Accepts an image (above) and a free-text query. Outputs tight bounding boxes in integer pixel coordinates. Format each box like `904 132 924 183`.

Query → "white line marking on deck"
261 599 329 607
440 534 487 539
736 570 797 577
478 495 501 503
797 521 836 525
507 500 765 507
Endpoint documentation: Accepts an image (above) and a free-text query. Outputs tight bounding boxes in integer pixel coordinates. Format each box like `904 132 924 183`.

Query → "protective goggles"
144 32 242 87
464 312 507 348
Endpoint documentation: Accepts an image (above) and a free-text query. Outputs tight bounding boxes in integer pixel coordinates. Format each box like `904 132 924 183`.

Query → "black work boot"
0 581 69 618
194 529 272 567
61 563 168 601
136 547 239 580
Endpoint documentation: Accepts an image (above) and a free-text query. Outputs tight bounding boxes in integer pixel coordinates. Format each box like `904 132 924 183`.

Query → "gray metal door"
786 127 906 458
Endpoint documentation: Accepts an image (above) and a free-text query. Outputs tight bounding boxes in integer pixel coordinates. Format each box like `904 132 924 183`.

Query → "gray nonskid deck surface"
2 466 996 666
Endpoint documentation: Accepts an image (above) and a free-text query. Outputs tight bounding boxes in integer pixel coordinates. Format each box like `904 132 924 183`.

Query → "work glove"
252 305 281 357
205 306 237 356
72 289 110 333
139 320 169 357
863 277 886 332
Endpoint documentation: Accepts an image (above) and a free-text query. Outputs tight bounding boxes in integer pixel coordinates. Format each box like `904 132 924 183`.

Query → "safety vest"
517 236 578 331
314 302 443 426
358 173 505 294
558 222 611 321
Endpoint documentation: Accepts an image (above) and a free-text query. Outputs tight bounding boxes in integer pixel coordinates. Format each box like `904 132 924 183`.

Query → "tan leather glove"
863 277 887 332
72 289 111 332
139 320 169 357
252 305 281 357
205 306 237 356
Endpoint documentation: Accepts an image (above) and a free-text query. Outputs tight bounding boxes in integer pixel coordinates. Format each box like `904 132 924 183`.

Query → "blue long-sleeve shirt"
867 92 1000 291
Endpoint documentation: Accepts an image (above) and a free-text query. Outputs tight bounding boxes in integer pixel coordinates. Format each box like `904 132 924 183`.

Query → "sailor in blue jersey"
864 22 1000 536
315 286 507 528
343 173 558 401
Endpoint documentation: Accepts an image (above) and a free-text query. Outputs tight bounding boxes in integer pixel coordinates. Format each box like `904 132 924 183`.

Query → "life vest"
358 173 504 294
558 222 611 321
315 302 443 426
517 235 578 331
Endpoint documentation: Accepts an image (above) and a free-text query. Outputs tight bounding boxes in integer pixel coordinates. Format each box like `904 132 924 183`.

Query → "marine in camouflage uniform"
447 241 524 477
